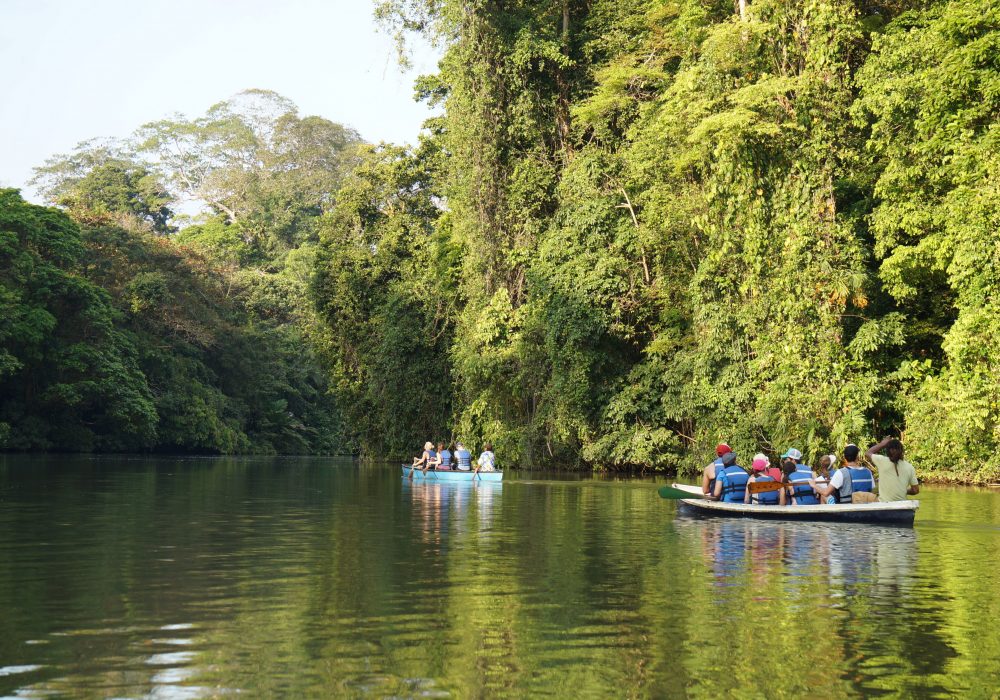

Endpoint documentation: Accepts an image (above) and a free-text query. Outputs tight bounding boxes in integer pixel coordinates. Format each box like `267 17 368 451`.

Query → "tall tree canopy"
312 0 1000 479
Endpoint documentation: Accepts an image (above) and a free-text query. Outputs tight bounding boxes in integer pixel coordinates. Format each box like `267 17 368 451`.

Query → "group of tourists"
702 436 919 505
410 441 497 476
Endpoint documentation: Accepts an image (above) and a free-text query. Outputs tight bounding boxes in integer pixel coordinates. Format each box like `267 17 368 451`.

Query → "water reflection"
0 457 997 697
680 518 919 595
402 479 503 547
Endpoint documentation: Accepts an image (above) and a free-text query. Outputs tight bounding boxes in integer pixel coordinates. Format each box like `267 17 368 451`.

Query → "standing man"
867 437 919 502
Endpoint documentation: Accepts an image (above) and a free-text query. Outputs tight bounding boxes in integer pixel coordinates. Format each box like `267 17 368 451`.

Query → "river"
1 456 998 698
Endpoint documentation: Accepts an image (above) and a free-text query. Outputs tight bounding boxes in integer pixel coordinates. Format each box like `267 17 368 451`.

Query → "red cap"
716 443 731 457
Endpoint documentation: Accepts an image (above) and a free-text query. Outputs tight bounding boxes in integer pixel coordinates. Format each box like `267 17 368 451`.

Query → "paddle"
658 485 705 499
748 480 787 494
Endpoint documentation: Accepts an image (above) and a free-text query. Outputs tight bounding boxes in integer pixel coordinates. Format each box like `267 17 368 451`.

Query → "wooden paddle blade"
658 485 704 499
748 480 786 494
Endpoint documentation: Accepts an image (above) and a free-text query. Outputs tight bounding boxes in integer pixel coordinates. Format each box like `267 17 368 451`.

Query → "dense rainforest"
1 1 997 481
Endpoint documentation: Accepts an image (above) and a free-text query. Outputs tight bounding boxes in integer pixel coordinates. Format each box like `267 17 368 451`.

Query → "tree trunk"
555 0 573 158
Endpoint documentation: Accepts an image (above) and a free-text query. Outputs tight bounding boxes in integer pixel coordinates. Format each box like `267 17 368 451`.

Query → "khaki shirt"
871 454 918 502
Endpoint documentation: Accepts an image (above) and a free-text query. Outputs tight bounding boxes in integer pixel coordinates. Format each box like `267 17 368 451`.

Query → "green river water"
1 456 999 698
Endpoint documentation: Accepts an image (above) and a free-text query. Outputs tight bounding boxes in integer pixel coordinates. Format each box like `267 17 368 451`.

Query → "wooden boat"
668 484 918 526
401 465 503 482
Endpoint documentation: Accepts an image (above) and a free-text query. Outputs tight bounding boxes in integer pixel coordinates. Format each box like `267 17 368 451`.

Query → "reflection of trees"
2 463 999 697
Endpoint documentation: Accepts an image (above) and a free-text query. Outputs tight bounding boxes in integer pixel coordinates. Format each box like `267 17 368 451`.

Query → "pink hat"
751 453 769 471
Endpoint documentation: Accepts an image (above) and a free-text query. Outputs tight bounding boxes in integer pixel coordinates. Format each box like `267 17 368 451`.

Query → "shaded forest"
1 1 997 480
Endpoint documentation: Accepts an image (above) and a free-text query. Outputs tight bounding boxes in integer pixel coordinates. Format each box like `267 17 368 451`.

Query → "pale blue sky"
0 0 440 199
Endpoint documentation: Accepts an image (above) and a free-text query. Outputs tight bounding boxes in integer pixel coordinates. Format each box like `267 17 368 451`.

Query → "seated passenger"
437 442 453 470
785 457 819 505
454 442 473 471
746 454 786 505
712 451 748 503
702 443 731 496
813 444 874 503
781 447 811 475
814 454 837 487
410 441 435 478
475 443 496 473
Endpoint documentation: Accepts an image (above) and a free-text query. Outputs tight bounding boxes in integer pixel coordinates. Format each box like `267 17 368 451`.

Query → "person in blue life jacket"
746 453 786 505
454 442 473 471
410 441 436 478
813 444 875 503
475 443 496 474
783 455 820 506
437 442 453 470
702 443 731 496
712 451 749 503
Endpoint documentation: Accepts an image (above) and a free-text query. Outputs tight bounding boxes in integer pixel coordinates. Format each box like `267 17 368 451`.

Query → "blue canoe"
401 465 503 482
669 484 918 526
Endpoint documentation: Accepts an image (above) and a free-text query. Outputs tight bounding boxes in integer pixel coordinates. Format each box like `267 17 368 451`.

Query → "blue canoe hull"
670 484 917 526
401 465 503 482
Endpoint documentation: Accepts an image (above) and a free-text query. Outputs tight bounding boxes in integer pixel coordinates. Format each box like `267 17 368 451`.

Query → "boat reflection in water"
678 517 918 601
401 477 503 550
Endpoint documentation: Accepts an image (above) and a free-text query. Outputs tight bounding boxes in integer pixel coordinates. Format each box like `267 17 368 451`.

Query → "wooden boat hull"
401 465 503 482
668 484 918 526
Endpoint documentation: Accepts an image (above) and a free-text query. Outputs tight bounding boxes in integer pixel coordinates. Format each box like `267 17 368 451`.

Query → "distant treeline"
1 91 357 453
2 1 998 481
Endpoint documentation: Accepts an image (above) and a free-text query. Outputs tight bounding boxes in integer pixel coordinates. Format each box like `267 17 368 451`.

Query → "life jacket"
836 466 874 503
788 467 818 505
427 449 437 468
717 465 749 503
750 474 779 505
456 449 472 470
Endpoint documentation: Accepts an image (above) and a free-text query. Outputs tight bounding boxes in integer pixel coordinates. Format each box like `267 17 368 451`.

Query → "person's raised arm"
866 436 892 460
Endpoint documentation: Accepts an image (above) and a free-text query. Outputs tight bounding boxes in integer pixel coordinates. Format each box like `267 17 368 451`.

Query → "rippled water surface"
1 456 999 698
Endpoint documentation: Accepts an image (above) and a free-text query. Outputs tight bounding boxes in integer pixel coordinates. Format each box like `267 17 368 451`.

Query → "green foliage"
857 0 1000 479
313 142 453 456
342 0 997 480
0 190 157 450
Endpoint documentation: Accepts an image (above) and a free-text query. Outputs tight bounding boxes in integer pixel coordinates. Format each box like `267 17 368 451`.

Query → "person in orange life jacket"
702 443 731 496
746 453 786 505
813 444 874 503
712 451 749 503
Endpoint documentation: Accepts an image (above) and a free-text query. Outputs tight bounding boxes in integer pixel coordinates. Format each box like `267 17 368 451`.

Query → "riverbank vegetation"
2 2 997 481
